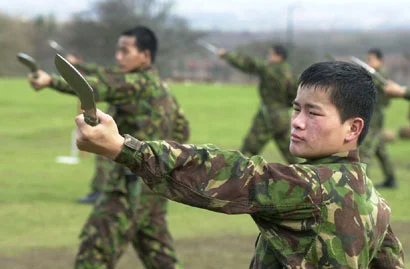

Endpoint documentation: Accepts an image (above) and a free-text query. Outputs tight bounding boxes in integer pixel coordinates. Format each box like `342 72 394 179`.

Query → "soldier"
359 48 397 188
76 61 404 268
218 44 298 163
29 26 188 269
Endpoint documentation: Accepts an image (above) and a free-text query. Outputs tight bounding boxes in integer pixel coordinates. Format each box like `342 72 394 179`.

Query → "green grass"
0 78 409 256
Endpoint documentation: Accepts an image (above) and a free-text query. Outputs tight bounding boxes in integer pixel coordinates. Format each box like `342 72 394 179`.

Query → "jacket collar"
303 149 360 165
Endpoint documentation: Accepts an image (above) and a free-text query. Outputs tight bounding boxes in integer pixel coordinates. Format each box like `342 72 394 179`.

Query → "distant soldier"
359 48 397 188
218 45 298 163
29 26 188 269
76 61 404 268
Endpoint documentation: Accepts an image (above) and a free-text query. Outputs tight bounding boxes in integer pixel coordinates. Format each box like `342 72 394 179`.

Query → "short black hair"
368 48 383 60
298 61 376 145
272 44 288 60
121 26 158 63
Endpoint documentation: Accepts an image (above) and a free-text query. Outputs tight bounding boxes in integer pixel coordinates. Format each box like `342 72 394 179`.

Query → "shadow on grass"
1 222 408 269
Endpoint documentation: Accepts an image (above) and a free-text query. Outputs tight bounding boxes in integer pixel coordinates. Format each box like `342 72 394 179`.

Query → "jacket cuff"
114 134 144 167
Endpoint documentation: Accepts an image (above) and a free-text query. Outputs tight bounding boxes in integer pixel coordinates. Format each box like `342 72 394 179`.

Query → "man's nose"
291 112 306 130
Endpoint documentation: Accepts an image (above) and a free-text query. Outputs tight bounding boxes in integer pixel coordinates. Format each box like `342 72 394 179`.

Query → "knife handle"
84 109 99 126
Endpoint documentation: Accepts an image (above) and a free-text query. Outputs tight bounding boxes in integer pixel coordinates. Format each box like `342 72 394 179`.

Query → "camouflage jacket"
73 62 121 75
49 66 189 192
115 136 404 268
222 52 297 110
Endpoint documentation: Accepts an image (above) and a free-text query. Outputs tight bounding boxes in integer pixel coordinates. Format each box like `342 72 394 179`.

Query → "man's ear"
143 50 151 64
345 117 364 143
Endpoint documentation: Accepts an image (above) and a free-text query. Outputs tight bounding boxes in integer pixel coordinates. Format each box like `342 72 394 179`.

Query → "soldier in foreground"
218 44 298 163
75 61 404 268
30 26 187 269
360 48 397 188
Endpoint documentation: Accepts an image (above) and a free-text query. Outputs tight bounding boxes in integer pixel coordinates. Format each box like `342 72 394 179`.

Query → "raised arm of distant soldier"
384 80 410 101
66 54 120 76
29 69 147 105
218 48 283 81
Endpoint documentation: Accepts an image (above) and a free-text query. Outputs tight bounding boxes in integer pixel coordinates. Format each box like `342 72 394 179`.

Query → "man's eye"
293 107 300 112
309 112 321 116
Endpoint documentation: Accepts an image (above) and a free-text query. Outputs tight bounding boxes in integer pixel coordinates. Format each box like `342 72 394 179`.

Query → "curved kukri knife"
54 54 99 126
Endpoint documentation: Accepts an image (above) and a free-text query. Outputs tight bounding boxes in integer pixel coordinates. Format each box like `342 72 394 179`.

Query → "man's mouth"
291 133 304 142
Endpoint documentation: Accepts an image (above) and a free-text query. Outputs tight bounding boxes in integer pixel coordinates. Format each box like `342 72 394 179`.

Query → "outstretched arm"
65 55 119 75
76 110 316 216
219 49 266 75
30 70 144 105
384 80 410 101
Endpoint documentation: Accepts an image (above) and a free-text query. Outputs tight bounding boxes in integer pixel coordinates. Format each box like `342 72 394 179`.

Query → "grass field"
0 78 409 268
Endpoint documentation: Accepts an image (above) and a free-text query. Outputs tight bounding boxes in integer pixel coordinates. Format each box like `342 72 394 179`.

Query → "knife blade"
48 40 68 56
350 56 388 85
17 52 39 78
54 54 99 126
196 39 219 55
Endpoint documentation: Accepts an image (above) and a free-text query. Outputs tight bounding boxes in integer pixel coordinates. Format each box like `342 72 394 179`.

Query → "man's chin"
290 145 309 159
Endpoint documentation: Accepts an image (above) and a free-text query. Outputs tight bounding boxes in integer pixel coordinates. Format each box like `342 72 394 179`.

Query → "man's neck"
127 64 152 73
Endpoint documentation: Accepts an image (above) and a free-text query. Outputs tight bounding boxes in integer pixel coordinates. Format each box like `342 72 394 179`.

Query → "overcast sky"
2 0 410 31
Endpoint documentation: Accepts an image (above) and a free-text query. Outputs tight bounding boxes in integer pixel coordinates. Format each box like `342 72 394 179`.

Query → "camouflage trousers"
241 105 298 164
360 128 395 180
90 155 114 192
75 178 180 269
375 137 396 179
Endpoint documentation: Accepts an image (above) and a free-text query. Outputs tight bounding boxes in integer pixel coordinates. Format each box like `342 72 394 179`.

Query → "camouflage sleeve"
74 62 100 75
49 74 77 96
115 135 318 216
49 73 144 105
369 225 404 268
74 62 120 76
222 52 267 75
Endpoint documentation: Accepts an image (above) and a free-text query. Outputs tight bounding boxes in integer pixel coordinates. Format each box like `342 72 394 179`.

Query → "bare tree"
0 13 36 76
61 0 201 77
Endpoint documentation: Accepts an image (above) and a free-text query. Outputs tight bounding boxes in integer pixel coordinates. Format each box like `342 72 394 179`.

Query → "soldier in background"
75 61 404 268
29 26 188 269
218 44 299 163
359 48 397 188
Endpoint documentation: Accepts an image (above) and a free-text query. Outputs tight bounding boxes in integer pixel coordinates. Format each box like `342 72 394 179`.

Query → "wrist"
48 74 60 88
106 135 125 160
